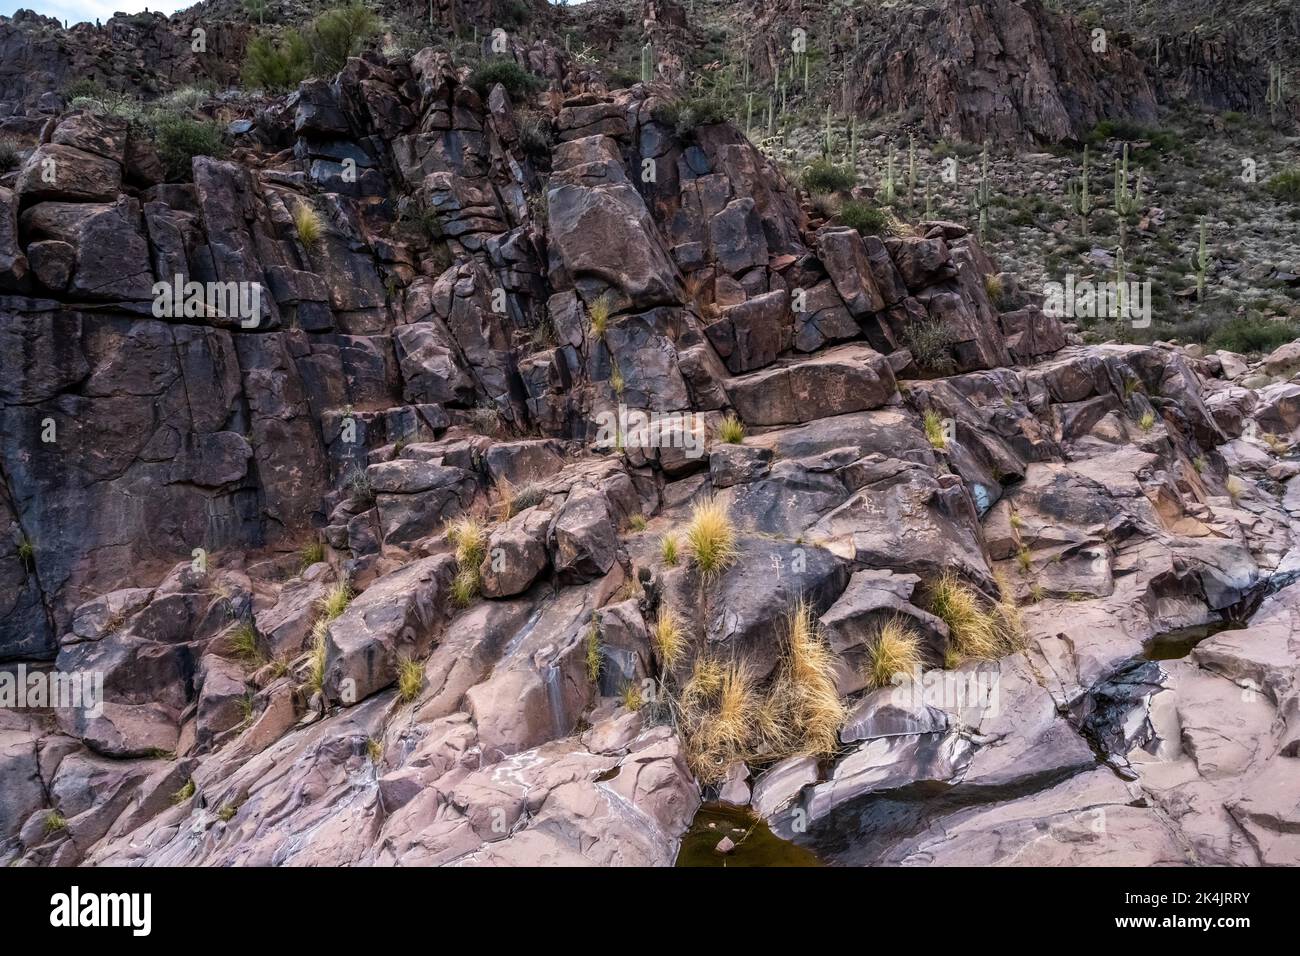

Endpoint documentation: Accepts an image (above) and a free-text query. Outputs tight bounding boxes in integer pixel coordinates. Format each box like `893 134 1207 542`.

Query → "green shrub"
152 113 227 181
668 95 731 136
303 2 382 76
802 159 856 193
63 77 105 101
1207 316 1299 355
836 199 889 236
905 318 957 374
1266 168 1300 204
159 85 209 112
1086 119 1178 155
242 31 310 91
468 58 541 100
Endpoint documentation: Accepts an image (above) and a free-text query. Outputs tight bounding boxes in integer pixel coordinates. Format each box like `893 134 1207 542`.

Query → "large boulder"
724 344 897 426
324 555 457 706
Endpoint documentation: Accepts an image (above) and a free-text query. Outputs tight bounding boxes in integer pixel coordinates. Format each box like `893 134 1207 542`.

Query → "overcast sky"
3 2 188 25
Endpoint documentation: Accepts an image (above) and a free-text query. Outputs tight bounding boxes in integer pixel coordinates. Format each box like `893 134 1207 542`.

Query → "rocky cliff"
1 0 1299 867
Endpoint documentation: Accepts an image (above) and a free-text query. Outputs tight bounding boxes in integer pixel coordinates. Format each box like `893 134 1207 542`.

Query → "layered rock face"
1 8 1298 869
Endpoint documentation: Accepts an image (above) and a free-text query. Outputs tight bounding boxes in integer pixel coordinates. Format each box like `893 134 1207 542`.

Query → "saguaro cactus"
1267 62 1286 125
1115 244 1128 325
1192 216 1210 300
1113 143 1144 246
1068 145 1094 237
641 43 654 85
881 142 898 205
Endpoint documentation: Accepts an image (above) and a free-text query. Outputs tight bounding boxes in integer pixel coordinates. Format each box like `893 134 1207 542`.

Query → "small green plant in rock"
468 58 542 100
836 199 889 236
922 409 948 451
242 31 310 91
585 617 603 684
299 539 325 570
152 112 227 181
718 414 746 444
1266 168 1300 203
803 158 855 194
397 658 423 702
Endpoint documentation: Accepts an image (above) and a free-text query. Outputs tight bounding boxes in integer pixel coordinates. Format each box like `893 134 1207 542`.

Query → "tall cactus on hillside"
1115 244 1128 328
1068 145 1094 238
1113 143 1145 247
881 142 898 205
1192 216 1210 300
641 42 654 85
1267 62 1287 125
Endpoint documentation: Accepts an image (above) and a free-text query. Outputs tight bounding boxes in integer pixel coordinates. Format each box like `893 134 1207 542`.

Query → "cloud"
4 2 187 26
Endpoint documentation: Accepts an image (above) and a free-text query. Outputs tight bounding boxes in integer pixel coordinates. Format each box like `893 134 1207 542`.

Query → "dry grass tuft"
677 657 760 783
653 605 686 671
683 497 739 578
294 203 324 248
446 516 487 605
718 414 746 444
318 581 352 622
927 571 1025 663
674 600 847 782
766 600 847 757
397 658 422 702
922 409 948 451
865 616 923 689
588 294 611 337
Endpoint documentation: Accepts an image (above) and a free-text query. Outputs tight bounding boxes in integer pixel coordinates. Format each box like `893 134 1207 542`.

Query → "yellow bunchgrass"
718 414 746 444
865 616 923 689
653 605 686 671
922 409 948 450
675 600 847 782
927 571 1028 665
446 516 487 605
588 294 610 337
660 532 680 566
767 600 846 757
397 658 422 702
683 497 738 578
294 203 323 247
